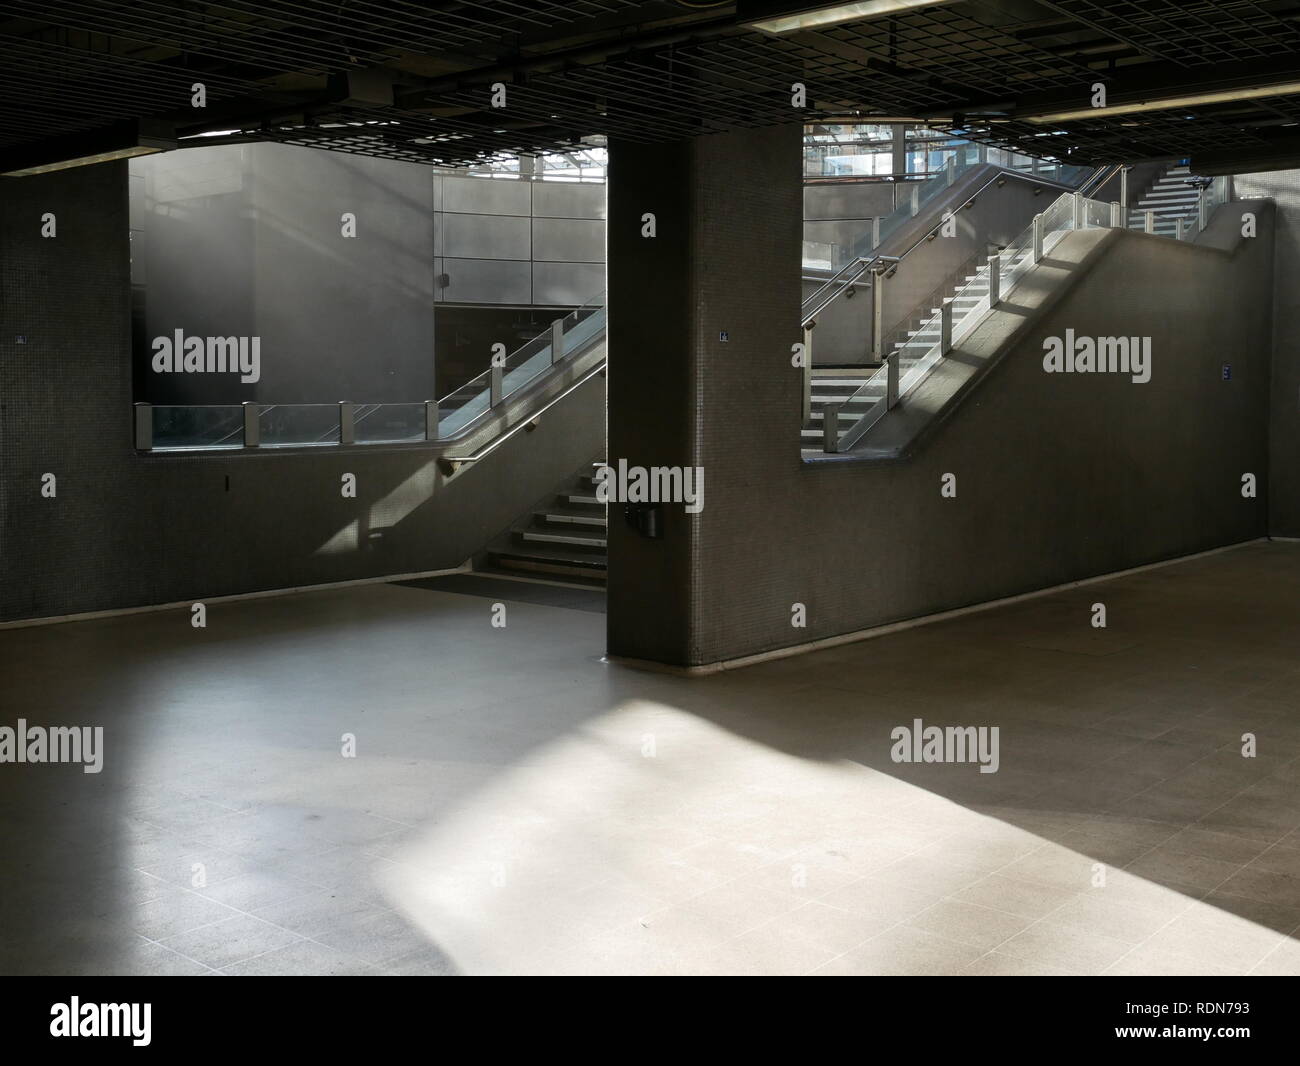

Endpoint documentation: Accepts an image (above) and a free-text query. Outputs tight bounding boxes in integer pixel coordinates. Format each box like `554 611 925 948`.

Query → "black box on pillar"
624 503 663 539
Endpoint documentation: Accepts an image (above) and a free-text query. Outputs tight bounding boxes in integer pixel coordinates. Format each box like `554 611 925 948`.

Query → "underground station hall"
1 0 1299 1034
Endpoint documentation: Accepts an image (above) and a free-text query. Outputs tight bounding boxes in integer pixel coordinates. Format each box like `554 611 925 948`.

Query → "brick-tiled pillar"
606 124 803 667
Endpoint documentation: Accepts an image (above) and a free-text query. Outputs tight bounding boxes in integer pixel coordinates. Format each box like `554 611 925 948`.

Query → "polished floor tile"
1 542 1298 975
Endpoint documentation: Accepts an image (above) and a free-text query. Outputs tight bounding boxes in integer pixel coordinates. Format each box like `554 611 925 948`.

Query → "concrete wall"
0 162 604 623
607 125 1273 668
434 173 605 307
803 181 899 252
131 144 437 405
1228 171 1300 536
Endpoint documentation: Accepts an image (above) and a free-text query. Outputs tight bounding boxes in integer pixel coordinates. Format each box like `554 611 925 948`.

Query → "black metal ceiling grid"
1039 0 1300 68
2 0 659 75
0 30 259 148
826 6 1099 99
430 32 960 154
718 32 959 113
4 1 362 74
259 124 527 168
246 102 598 167
6 1 1300 172
987 107 1278 161
429 34 821 154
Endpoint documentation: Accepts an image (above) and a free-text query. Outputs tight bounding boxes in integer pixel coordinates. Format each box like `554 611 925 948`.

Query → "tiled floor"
1 541 1298 975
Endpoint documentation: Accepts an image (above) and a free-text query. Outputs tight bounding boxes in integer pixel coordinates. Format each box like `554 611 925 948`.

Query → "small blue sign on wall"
719 331 729 342
1222 364 1232 381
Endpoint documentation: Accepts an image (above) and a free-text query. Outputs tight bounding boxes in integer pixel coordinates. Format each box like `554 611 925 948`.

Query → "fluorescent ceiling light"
1 120 174 177
1027 81 1300 122
746 0 957 34
3 144 164 177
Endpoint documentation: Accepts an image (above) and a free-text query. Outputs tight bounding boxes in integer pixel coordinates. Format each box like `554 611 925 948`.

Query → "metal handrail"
801 255 897 328
438 361 607 474
799 161 1100 354
844 153 1094 264
1076 163 1122 199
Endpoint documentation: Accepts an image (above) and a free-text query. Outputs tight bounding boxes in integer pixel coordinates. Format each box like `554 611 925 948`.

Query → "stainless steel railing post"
550 319 564 365
802 326 813 426
133 403 152 451
870 265 885 361
242 402 260 448
822 403 840 453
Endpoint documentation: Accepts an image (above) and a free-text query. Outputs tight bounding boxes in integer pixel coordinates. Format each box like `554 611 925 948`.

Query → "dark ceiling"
5 0 1300 172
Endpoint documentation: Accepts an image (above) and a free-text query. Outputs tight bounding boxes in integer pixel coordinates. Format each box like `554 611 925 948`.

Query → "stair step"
566 493 601 506
811 397 873 410
476 562 606 588
810 384 869 395
491 549 608 579
519 530 607 550
536 510 607 528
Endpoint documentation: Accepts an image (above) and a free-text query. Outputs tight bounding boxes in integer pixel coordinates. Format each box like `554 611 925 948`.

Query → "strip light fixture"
744 0 959 35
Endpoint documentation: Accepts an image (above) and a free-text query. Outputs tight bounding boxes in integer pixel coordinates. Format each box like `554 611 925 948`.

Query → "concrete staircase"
802 372 875 447
1128 164 1202 237
802 242 1034 450
481 461 607 585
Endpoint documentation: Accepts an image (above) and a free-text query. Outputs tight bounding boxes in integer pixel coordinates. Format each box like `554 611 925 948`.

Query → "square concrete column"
606 124 803 667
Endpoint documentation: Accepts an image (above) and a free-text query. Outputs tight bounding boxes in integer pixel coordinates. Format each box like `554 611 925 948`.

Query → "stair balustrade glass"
260 404 340 447
150 405 244 451
838 150 1093 268
142 292 607 452
354 403 426 444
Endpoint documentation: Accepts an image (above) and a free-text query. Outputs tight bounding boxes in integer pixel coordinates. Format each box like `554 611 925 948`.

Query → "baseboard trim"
606 537 1271 677
0 562 473 631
